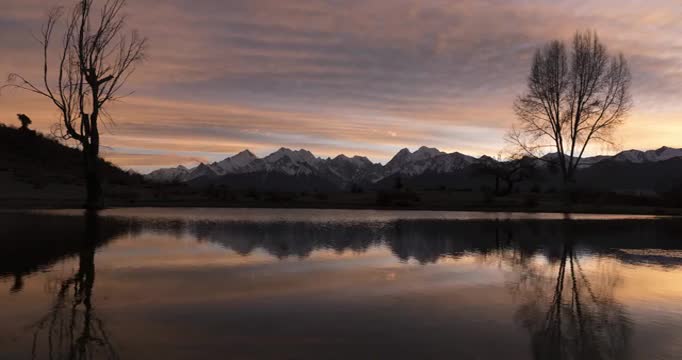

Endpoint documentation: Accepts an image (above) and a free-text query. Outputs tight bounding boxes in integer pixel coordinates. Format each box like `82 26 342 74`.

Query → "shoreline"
2 198 680 217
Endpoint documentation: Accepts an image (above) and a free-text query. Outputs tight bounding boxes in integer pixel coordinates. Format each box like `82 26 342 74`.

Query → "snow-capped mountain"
384 146 444 174
424 152 478 173
264 148 318 165
384 147 476 176
261 148 321 175
145 145 682 188
146 165 190 183
186 163 218 181
146 148 332 182
535 146 682 168
539 153 612 169
612 146 682 163
214 150 257 174
321 154 383 183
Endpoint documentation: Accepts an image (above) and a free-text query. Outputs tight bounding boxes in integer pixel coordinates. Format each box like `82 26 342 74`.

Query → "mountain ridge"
146 145 682 191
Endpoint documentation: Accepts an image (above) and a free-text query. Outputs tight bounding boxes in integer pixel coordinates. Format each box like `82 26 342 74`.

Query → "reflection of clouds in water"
2 211 682 359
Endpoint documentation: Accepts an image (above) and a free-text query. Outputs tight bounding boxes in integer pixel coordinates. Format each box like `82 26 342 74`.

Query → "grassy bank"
2 182 680 216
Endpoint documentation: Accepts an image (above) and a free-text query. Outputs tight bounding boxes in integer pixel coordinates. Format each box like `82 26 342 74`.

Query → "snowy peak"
385 146 445 172
185 163 217 181
323 154 381 182
145 164 193 183
215 149 258 173
386 148 412 168
385 146 470 176
144 145 682 185
233 149 257 162
265 148 319 165
613 146 682 163
613 150 646 163
262 148 322 175
350 155 373 167
333 154 373 168
412 146 446 161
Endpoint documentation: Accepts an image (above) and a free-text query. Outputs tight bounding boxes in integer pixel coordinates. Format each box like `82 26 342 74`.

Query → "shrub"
523 194 539 208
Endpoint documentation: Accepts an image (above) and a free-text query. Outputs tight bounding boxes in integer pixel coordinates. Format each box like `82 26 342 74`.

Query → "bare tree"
508 31 631 184
4 0 146 209
473 153 536 196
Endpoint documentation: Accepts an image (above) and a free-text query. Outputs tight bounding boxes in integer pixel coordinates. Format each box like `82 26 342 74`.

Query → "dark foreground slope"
0 125 145 207
189 171 339 192
577 158 682 192
372 159 682 195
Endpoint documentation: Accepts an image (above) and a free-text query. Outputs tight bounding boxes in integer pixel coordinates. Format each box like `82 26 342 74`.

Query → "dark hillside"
576 158 682 192
0 125 139 184
189 171 339 192
0 124 144 207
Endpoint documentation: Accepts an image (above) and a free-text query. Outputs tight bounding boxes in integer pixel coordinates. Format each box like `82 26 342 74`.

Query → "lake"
1 208 682 359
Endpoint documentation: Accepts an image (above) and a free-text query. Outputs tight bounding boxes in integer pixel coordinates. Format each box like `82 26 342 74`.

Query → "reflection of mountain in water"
2 212 681 360
4 215 682 286
139 218 682 266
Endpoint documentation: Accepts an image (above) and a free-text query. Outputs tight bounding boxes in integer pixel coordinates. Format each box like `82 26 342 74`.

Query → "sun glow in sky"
2 0 682 172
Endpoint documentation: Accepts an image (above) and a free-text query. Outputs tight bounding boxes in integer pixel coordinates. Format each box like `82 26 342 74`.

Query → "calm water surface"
1 208 682 359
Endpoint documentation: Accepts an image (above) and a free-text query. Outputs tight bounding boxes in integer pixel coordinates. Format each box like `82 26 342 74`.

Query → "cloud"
101 151 208 169
1 0 682 169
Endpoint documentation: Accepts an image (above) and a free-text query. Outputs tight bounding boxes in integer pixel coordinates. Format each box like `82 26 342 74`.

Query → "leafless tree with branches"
4 0 146 209
507 31 631 184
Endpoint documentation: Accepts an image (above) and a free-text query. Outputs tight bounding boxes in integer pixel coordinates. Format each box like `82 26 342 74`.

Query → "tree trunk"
83 146 103 210
503 179 513 196
562 166 575 186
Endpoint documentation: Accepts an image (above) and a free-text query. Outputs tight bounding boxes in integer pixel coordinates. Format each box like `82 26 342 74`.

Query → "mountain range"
145 146 682 192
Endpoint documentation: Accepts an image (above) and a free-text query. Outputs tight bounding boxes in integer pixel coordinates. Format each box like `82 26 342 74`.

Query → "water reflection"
0 212 130 293
143 218 682 266
0 212 126 359
508 238 631 360
30 212 119 360
1 210 682 359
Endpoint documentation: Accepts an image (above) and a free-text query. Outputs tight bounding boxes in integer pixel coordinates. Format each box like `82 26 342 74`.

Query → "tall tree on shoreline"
508 31 631 183
4 0 146 209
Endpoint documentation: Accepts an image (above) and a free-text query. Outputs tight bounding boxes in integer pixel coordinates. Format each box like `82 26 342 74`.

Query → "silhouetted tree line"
473 156 537 196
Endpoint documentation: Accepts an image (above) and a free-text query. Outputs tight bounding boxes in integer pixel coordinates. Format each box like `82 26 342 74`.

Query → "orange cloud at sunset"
2 0 682 172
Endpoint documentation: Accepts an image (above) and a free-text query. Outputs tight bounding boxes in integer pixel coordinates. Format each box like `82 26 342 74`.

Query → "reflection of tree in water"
144 218 682 267
507 235 631 360
7 213 679 359
30 212 118 360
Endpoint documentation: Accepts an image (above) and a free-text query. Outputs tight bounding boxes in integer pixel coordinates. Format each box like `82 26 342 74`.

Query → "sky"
1 0 682 173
